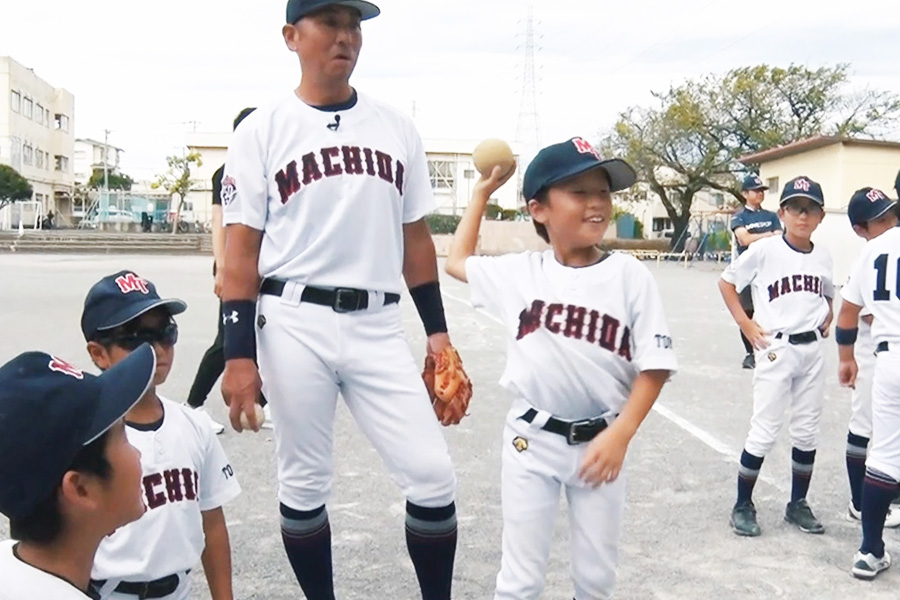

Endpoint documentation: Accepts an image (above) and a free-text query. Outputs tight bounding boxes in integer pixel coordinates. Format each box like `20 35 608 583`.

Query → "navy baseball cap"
847 187 897 226
81 271 186 341
741 174 768 192
0 345 155 520
523 137 636 200
894 167 900 200
286 0 380 23
779 176 824 206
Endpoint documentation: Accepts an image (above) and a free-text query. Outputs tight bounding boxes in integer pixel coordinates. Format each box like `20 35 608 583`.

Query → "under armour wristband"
835 327 858 346
222 299 257 360
409 281 448 335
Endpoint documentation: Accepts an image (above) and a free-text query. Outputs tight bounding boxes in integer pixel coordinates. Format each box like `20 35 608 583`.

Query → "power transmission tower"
515 4 541 153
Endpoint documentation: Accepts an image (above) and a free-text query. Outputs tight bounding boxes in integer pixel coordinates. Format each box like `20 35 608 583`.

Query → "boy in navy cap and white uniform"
842 188 900 532
720 176 834 538
446 137 677 600
81 271 241 600
0 345 156 600
731 174 782 369
837 187 900 579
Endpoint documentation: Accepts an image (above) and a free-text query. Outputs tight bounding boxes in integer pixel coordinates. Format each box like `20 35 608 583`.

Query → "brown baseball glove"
422 346 472 426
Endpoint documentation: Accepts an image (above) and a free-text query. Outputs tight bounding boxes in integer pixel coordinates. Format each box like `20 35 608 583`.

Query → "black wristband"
222 300 257 360
835 327 858 346
409 281 448 336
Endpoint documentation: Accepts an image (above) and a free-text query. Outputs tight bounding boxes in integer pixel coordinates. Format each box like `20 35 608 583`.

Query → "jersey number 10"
873 254 899 301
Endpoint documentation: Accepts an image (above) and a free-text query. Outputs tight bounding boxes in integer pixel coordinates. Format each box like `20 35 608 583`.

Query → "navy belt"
260 278 400 313
877 341 889 353
519 408 610 445
774 330 818 345
91 571 186 599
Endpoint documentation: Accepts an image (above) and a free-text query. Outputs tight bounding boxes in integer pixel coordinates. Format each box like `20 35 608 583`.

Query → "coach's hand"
223 358 263 432
739 320 770 350
838 358 858 390
579 426 630 487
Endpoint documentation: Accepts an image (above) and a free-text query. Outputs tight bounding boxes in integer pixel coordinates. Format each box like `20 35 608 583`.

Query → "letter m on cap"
115 273 150 294
49 357 84 379
793 178 811 192
572 137 601 160
866 188 886 202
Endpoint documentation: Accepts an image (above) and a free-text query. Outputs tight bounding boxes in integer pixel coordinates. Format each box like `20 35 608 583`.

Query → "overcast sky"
2 0 899 180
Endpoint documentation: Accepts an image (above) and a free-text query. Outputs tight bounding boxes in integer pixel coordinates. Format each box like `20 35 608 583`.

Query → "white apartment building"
74 138 124 186
0 56 75 221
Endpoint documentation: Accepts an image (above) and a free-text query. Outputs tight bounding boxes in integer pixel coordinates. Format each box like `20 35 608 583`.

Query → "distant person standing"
730 174 782 369
186 108 270 433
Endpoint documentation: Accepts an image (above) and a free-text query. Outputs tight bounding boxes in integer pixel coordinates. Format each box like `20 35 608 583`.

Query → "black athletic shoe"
731 501 761 537
742 353 756 369
785 499 825 534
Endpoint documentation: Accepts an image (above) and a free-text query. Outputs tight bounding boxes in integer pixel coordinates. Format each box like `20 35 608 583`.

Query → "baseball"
240 403 266 430
473 138 515 177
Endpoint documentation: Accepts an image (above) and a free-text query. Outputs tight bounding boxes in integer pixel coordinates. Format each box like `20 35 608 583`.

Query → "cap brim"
96 298 187 334
292 1 380 21
744 185 768 191
868 200 898 222
780 192 824 205
85 344 156 443
542 158 637 196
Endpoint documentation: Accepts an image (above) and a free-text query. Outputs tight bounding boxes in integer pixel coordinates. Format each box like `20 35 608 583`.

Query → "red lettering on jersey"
516 300 545 340
322 147 343 177
768 282 780 301
572 137 601 160
618 326 632 361
375 151 393 184
115 273 149 295
803 275 814 292
363 148 376 176
48 357 84 379
275 160 301 204
780 276 791 296
792 274 803 292
164 469 184 503
585 310 600 343
342 146 364 174
183 468 197 501
563 305 587 340
395 160 405 195
814 276 820 295
301 152 323 185
599 314 619 351
545 303 563 334
144 473 166 509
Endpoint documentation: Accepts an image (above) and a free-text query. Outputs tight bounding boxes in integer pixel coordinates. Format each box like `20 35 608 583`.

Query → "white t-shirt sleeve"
465 253 527 318
721 241 761 290
222 114 268 231
628 264 678 374
401 127 435 224
198 428 241 512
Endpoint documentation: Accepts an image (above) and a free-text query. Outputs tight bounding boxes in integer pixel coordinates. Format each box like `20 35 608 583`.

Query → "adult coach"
220 2 463 599
731 174 782 369
186 108 271 433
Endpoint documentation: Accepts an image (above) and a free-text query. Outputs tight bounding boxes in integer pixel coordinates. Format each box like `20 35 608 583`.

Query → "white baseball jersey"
0 540 91 599
222 91 435 294
842 227 900 346
465 250 677 420
722 235 834 334
91 398 241 584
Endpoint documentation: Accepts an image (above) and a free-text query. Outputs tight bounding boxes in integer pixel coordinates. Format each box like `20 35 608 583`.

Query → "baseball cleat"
847 502 900 528
261 404 274 430
851 550 891 580
785 499 825 534
742 353 755 369
730 500 761 537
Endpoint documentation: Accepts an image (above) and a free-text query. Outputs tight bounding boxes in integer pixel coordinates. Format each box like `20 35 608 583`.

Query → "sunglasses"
100 323 179 351
782 203 823 216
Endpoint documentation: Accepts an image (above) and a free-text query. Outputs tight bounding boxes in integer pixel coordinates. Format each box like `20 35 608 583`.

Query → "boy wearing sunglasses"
80 271 241 600
719 176 834 538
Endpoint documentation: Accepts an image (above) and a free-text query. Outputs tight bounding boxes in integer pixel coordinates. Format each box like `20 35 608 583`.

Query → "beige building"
740 136 900 281
0 56 75 225
74 138 124 186
185 133 523 225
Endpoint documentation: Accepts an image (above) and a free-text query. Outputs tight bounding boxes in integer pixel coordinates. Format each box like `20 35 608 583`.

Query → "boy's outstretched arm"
201 507 234 600
445 165 516 282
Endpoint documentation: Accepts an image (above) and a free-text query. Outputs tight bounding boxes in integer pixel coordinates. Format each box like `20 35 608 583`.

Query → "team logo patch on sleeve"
221 176 237 206
512 436 529 452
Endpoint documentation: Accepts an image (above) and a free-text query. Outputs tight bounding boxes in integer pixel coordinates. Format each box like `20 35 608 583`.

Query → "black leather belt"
92 571 184 599
877 341 890 353
519 408 610 445
260 278 400 313
774 330 818 345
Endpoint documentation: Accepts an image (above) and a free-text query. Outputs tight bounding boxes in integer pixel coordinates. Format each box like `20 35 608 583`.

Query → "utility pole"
103 129 110 193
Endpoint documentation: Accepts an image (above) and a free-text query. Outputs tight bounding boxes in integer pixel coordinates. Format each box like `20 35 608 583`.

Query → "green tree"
0 164 33 210
152 151 202 234
88 170 134 191
603 64 900 248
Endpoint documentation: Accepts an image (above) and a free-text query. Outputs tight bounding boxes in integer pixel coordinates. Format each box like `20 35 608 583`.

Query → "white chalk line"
440 289 788 493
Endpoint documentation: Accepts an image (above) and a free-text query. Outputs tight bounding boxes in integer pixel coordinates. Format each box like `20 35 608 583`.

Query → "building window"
9 137 21 168
35 104 44 125
45 109 50 126
55 114 69 132
712 193 725 207
10 91 21 113
766 177 779 194
36 149 44 169
652 217 672 232
23 97 33 119
55 155 69 172
23 144 33 166
428 160 455 190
